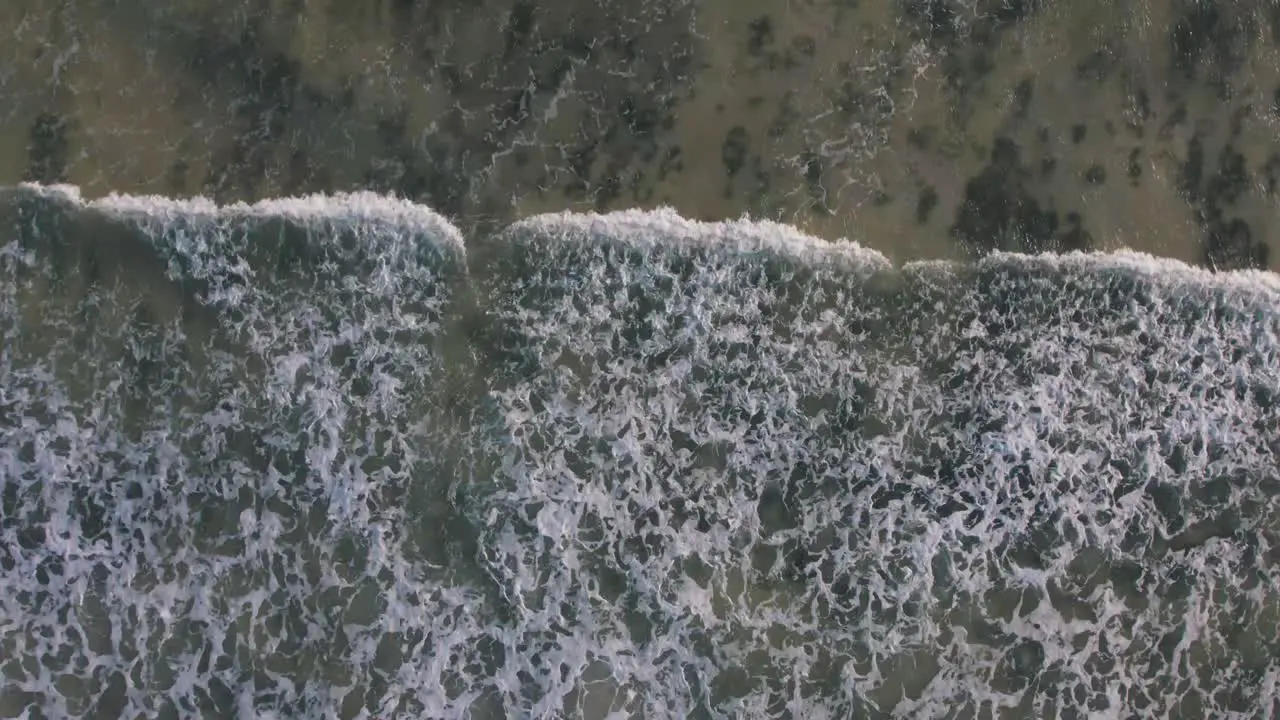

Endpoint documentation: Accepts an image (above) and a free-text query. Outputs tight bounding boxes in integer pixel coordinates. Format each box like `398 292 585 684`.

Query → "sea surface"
1 183 1279 719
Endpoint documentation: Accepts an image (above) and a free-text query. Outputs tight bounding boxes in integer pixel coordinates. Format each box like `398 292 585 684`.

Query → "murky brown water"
2 0 1278 268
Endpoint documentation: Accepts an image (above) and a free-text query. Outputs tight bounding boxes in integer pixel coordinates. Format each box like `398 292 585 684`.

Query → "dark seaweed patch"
747 16 774 57
1206 218 1267 270
917 185 939 224
503 1 537 55
950 137 1058 254
721 126 749 178
24 112 71 184
1127 148 1142 185
1075 49 1112 84
1013 77 1034 119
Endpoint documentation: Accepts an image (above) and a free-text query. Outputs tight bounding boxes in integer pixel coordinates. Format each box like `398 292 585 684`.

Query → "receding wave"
2 184 1277 719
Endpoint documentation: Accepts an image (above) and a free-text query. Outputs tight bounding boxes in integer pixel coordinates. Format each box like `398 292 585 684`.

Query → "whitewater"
1 183 1278 719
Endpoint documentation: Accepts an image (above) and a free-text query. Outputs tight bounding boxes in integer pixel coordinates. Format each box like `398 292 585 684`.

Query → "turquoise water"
2 184 1278 719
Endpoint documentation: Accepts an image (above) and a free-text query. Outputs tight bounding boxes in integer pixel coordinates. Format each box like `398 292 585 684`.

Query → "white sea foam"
505 206 893 272
2 184 474 719
476 208 1280 718
13 181 467 258
981 248 1280 297
2 189 1278 719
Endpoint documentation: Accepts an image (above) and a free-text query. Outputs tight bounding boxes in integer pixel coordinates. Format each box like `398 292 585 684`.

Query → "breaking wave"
2 184 1278 719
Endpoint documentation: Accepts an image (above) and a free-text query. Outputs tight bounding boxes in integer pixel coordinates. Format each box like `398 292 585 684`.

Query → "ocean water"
1 184 1278 719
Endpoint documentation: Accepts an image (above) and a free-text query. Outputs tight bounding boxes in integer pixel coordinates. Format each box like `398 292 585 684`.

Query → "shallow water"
1 184 1278 719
